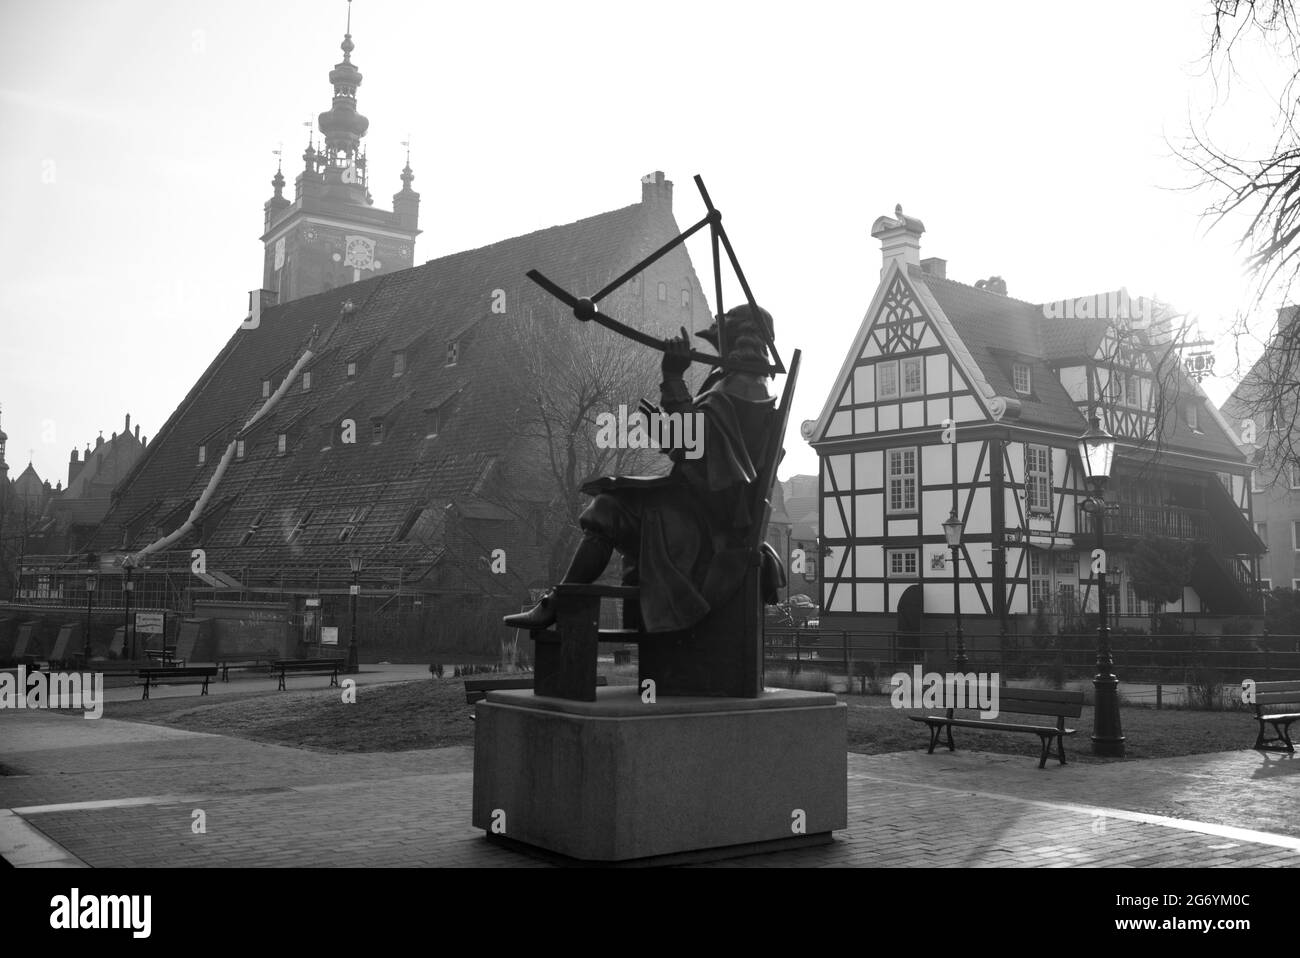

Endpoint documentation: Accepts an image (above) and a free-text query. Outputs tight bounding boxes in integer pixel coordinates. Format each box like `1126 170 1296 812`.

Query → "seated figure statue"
505 303 784 633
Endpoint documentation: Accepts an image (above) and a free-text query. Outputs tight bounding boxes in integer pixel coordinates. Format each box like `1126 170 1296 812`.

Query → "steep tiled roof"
914 272 1084 431
92 195 695 582
915 271 1245 464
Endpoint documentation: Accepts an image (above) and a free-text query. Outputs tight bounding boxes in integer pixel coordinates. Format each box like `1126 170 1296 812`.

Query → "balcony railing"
1076 502 1212 541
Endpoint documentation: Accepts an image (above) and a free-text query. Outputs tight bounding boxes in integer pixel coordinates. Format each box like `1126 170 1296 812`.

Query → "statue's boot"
503 535 614 629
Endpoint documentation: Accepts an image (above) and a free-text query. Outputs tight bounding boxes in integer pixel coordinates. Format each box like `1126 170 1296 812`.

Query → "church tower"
260 6 421 303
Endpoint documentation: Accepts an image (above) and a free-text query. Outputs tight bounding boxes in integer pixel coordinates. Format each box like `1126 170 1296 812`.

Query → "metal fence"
761 629 1300 702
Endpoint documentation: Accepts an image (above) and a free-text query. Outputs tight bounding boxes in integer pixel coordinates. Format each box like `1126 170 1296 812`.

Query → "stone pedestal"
472 686 847 863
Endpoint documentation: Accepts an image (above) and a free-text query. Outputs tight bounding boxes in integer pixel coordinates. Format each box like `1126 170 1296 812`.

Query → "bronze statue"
505 303 784 633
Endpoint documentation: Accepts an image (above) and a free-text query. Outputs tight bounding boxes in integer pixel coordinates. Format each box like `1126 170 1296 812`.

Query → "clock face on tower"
343 235 375 271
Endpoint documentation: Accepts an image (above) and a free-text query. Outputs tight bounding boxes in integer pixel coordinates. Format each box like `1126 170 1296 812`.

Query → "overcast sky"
1 0 1290 489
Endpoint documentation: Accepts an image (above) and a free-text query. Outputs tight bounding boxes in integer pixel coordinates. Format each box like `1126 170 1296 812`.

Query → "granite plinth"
471 685 847 862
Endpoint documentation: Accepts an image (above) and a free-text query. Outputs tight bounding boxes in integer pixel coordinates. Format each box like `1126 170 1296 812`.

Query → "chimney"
920 257 947 280
68 447 83 487
640 171 673 211
134 424 140 441
96 432 104 448
125 413 131 433
870 205 926 278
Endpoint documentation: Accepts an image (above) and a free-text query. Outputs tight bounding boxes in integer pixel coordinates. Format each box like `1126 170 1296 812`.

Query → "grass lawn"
95 676 1261 761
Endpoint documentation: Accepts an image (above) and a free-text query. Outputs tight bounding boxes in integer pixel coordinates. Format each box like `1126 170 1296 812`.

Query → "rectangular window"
1186 403 1199 431
657 282 667 302
235 439 245 459
1013 363 1032 395
1293 520 1300 551
1256 521 1268 544
1125 374 1139 408
1056 553 1078 576
878 360 899 400
446 341 459 366
262 380 271 399
371 418 384 444
277 433 287 456
886 549 918 578
347 361 357 378
1292 579 1300 591
1261 578 1272 592
1029 551 1051 611
1252 469 1264 493
1056 582 1078 618
887 448 918 513
1290 461 1300 489
1026 444 1052 514
425 408 440 439
393 352 406 377
302 370 312 392
681 288 691 308
197 445 206 466
901 357 924 397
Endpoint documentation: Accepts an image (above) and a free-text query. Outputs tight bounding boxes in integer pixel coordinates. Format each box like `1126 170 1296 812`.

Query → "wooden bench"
144 647 183 667
137 666 217 700
274 658 343 691
1248 679 1300 753
908 686 1086 768
218 655 278 681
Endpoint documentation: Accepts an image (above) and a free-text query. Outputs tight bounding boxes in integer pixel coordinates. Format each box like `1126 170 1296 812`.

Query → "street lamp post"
941 509 967 670
83 573 97 665
347 557 363 674
1078 413 1125 757
122 557 135 662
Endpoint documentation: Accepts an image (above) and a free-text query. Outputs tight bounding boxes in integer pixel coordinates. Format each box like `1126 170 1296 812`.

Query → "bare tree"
1179 1 1300 472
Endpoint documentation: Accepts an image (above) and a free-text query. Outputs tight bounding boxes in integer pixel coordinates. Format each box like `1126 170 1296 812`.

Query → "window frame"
1013 362 1032 396
277 433 287 456
1290 461 1300 489
1186 402 1199 432
1293 520 1300 552
1025 443 1053 515
197 445 206 466
886 447 919 514
302 370 312 392
901 356 924 397
393 352 406 378
877 360 900 400
235 439 245 460
886 548 919 578
657 282 667 302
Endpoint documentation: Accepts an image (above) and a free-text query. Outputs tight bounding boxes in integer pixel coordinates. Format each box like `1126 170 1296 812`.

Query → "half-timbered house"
804 207 1263 648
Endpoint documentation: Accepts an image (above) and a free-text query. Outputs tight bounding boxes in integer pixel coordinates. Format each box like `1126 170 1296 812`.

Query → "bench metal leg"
946 723 955 752
277 671 286 692
1256 718 1297 753
925 722 941 754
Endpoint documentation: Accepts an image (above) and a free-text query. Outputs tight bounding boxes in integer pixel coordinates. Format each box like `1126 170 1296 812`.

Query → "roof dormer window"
262 380 272 399
1185 402 1200 432
302 370 312 392
393 352 406 377
446 341 459 366
1013 363 1031 395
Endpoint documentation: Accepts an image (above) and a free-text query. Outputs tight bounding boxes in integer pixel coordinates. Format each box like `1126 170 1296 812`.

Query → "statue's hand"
661 327 692 378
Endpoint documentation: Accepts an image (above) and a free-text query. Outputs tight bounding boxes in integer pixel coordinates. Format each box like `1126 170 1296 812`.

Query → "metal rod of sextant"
524 269 774 376
693 176 783 373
